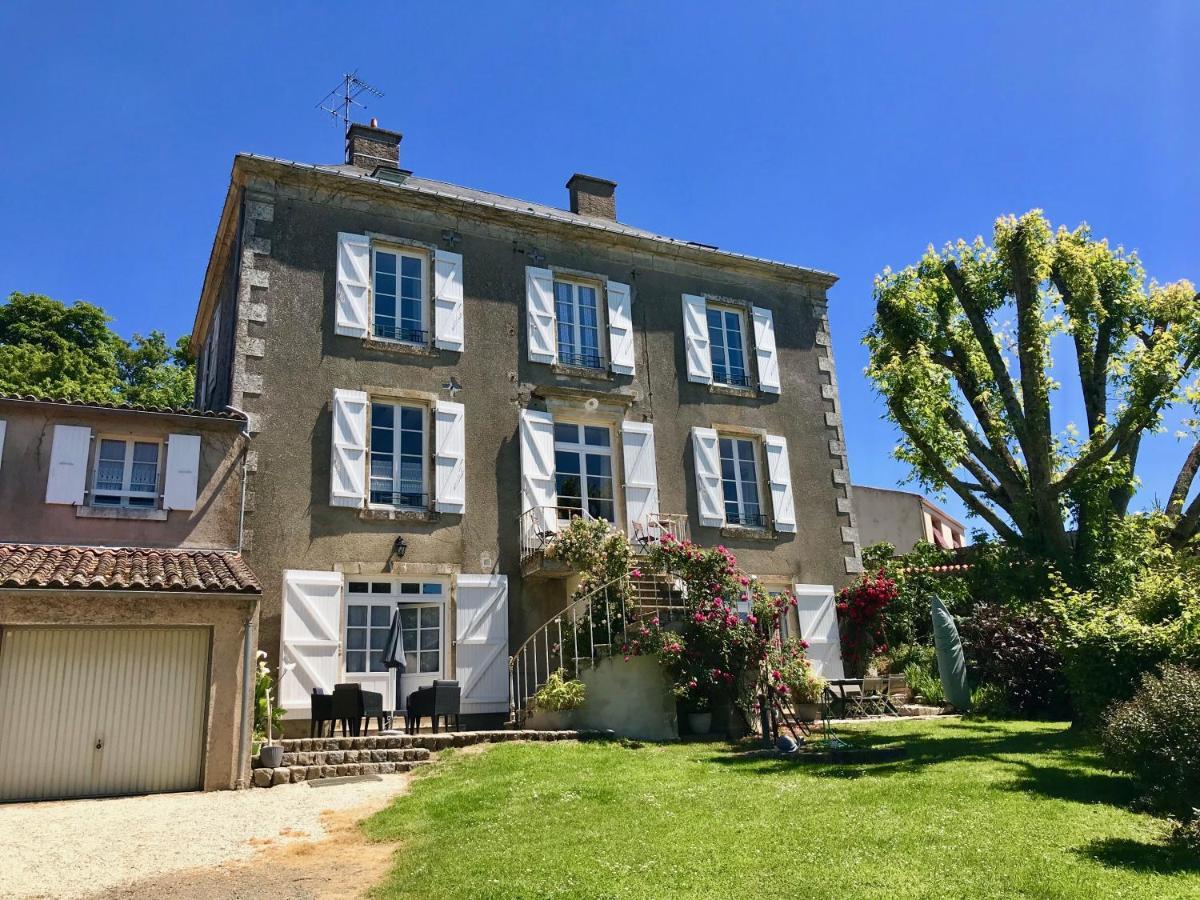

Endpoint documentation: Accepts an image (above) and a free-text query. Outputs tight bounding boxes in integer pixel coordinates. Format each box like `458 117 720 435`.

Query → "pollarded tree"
866 210 1199 584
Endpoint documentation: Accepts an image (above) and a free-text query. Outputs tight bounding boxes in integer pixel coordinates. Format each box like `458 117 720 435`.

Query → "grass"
362 719 1200 898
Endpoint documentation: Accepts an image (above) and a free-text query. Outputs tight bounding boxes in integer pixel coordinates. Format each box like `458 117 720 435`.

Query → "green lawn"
362 719 1200 898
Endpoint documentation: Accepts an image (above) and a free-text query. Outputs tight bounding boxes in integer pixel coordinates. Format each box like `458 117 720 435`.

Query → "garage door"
0 627 211 803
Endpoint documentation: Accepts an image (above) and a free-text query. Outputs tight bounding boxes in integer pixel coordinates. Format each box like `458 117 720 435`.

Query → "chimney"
346 119 403 171
566 173 617 221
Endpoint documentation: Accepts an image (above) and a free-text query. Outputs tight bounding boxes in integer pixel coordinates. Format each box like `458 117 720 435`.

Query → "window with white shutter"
335 233 371 338
45 424 91 506
433 400 466 513
606 281 635 375
526 267 557 364
279 570 344 717
764 434 796 532
519 409 557 532
621 421 658 536
682 294 712 384
330 389 368 507
163 433 202 511
690 426 723 527
752 306 780 394
433 249 464 351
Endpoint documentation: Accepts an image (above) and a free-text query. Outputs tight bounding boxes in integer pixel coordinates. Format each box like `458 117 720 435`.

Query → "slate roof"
0 544 261 594
0 394 245 422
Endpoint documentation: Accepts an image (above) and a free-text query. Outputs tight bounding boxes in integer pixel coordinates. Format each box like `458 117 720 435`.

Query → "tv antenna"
317 72 385 138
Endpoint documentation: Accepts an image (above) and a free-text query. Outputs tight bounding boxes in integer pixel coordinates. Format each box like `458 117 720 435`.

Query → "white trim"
370 243 430 346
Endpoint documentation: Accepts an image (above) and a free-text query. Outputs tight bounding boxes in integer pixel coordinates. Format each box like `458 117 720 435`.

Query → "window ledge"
363 337 440 358
709 383 758 399
720 524 776 542
359 507 439 523
76 505 169 522
551 362 613 381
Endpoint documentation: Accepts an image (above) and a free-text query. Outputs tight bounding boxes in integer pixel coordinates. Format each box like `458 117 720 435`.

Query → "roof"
0 545 262 594
0 393 245 423
240 154 839 283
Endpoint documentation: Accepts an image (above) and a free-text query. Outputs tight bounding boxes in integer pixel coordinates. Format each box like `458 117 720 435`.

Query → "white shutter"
455 574 509 715
752 305 781 394
622 421 659 535
45 424 91 505
764 434 796 533
519 409 557 536
162 433 201 511
433 249 465 351
330 389 368 507
793 585 845 679
279 570 343 718
0 420 6 472
691 426 723 527
526 266 557 364
682 294 712 384
335 232 371 338
434 400 466 513
606 280 635 375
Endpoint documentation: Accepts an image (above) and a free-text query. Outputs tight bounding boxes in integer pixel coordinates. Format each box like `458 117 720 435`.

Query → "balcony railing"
369 489 428 509
558 350 604 370
519 507 691 572
725 510 770 529
713 368 752 388
630 513 691 551
372 324 428 345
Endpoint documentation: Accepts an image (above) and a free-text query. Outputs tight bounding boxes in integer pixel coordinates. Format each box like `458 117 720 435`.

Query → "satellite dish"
584 397 599 412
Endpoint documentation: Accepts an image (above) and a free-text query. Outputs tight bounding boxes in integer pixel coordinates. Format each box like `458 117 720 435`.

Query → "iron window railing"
713 368 752 388
373 324 429 345
725 510 769 528
558 350 604 370
369 490 428 509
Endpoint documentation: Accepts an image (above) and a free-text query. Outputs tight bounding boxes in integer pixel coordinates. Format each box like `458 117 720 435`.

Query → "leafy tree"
866 211 1199 584
0 292 195 407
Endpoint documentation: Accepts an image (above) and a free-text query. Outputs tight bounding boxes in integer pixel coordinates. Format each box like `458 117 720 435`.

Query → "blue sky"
1 2 1196 529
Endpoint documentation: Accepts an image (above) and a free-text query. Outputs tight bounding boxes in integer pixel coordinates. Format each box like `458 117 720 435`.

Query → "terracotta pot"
793 703 820 723
687 712 712 734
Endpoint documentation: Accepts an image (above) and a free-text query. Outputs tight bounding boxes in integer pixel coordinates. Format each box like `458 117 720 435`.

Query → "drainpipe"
226 405 251 552
237 601 257 788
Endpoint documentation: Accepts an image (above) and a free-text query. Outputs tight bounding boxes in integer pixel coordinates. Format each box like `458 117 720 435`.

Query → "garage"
0 626 212 803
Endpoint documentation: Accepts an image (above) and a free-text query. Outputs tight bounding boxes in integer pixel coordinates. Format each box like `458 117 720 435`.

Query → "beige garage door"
0 627 211 803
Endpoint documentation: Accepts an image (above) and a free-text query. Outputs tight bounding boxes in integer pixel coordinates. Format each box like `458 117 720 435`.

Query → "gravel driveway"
0 775 413 899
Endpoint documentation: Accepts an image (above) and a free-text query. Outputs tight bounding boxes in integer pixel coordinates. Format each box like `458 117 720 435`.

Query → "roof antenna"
317 71 385 153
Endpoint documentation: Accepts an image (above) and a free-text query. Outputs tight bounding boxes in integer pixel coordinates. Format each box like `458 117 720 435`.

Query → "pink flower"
631 568 643 579
747 615 758 625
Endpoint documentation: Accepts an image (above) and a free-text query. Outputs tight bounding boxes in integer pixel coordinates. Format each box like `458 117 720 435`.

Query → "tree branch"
1167 439 1200 519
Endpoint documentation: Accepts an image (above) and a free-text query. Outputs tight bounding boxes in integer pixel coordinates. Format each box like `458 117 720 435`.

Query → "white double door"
341 589 446 711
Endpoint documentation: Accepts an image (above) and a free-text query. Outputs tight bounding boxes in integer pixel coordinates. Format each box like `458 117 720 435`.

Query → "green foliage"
532 669 586 711
904 660 946 705
968 683 1011 718
1101 664 1200 820
253 651 285 743
835 568 897 676
0 292 195 407
766 638 825 703
959 602 1065 715
1171 816 1200 855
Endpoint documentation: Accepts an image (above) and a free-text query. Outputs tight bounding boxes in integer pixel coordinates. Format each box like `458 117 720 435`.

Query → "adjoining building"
0 395 260 802
190 122 859 731
853 484 968 554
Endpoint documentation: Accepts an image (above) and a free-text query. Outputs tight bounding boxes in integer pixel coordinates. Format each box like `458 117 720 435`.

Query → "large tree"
0 292 195 408
866 211 1199 583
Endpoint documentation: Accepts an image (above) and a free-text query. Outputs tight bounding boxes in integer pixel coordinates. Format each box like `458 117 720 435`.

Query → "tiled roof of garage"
0 545 261 594
0 394 246 421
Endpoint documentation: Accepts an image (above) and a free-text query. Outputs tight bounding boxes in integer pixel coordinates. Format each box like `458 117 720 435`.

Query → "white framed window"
369 401 427 508
554 278 605 369
344 579 445 675
91 436 162 508
372 245 428 345
707 305 750 387
719 435 765 527
554 422 616 524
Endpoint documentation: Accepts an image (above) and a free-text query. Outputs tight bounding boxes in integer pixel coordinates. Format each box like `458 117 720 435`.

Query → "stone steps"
252 758 429 788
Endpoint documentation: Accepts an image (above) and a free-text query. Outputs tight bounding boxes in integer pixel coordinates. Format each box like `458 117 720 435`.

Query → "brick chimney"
346 119 403 171
567 173 617 220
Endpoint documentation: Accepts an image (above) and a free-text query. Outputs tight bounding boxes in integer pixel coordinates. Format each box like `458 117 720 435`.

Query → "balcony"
518 507 691 579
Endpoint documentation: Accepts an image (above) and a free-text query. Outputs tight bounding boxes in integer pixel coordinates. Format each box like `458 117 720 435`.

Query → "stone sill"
76 505 169 522
551 362 613 382
359 506 439 523
720 525 777 542
709 383 759 400
362 337 440 358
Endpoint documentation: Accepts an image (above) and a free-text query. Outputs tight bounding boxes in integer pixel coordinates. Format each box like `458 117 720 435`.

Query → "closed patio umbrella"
382 608 407 721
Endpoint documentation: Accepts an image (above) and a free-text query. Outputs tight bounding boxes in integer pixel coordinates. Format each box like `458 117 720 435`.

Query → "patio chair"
332 683 365 737
310 688 336 738
361 689 388 734
886 673 909 703
406 680 462 734
862 676 889 715
824 679 868 718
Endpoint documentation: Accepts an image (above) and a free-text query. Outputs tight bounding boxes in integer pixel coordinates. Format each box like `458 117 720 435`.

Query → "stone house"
190 122 858 728
0 395 260 801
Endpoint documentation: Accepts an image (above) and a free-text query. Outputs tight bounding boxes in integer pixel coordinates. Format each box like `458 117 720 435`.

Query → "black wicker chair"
405 680 461 734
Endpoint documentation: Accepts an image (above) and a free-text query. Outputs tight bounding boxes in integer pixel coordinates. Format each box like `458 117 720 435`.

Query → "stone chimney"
566 173 617 220
346 119 403 171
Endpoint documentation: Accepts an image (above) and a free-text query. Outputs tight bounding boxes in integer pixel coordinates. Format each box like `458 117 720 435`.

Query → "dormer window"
92 437 161 508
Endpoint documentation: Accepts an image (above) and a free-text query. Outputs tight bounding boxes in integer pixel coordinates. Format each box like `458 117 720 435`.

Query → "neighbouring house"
190 122 859 733
853 485 968 553
0 395 260 802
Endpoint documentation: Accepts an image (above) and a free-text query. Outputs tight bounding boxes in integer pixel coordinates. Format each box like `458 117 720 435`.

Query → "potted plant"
768 639 825 722
528 669 586 729
686 694 713 735
254 652 286 769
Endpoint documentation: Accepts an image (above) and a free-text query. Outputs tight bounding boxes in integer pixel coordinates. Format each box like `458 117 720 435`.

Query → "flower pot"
794 702 820 723
527 708 574 730
259 744 284 769
687 712 712 735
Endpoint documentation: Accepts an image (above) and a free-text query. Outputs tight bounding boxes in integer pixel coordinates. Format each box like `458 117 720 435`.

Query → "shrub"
532 669 587 711
958 603 1065 715
836 569 898 676
968 683 1011 717
904 661 945 706
1172 816 1200 854
766 639 825 704
1101 664 1200 819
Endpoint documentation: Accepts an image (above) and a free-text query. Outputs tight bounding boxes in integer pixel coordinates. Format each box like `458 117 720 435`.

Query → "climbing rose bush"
836 570 898 676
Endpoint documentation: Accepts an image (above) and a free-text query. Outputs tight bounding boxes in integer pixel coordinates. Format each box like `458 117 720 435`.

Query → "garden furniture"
310 688 336 737
361 689 389 733
406 680 462 734
824 679 868 718
332 683 365 736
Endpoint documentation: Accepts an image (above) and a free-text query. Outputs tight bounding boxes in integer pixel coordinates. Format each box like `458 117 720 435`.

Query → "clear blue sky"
1 2 1196 530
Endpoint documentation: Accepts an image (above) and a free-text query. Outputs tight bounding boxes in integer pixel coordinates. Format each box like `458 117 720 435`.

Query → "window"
369 401 426 508
554 422 616 524
345 580 444 675
372 246 427 344
707 305 750 387
91 437 161 508
554 279 604 369
719 436 765 527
